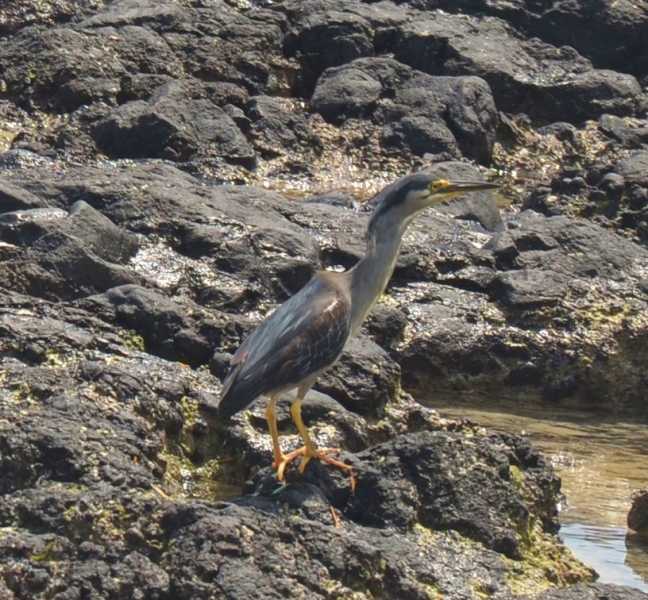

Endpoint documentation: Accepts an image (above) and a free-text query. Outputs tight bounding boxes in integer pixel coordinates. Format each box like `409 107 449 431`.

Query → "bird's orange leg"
266 394 306 481
290 397 354 476
266 394 285 467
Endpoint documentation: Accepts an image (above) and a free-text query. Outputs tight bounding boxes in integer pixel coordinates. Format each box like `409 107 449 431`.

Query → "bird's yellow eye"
428 179 451 193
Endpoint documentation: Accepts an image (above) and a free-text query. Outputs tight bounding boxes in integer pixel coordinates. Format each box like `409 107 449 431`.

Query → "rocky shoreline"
1 0 647 598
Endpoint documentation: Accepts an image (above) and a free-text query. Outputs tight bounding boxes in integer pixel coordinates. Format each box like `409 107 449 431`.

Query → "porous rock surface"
1 0 648 598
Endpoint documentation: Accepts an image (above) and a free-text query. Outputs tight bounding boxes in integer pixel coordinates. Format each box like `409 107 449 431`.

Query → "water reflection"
561 524 647 591
421 394 648 592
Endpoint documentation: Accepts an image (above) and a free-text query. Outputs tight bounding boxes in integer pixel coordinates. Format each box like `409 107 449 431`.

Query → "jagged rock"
0 180 47 212
312 58 497 162
384 12 645 123
0 200 139 263
247 95 323 158
287 9 375 94
92 83 256 165
311 57 413 123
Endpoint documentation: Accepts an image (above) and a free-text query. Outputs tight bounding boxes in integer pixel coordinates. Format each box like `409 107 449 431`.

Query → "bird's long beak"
431 180 500 195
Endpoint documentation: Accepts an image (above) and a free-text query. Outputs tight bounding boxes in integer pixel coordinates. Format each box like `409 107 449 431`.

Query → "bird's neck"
348 221 407 334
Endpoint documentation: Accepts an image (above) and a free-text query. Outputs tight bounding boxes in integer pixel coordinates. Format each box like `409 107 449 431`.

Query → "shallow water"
421 394 648 592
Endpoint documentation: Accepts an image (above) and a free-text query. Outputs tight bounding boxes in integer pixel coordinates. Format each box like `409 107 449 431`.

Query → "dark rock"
91 84 256 165
599 114 648 148
78 0 189 29
379 73 497 163
628 487 648 534
396 208 648 405
316 335 401 418
159 4 286 96
614 151 648 188
378 75 497 163
118 73 177 102
0 199 141 301
0 0 104 34
0 230 140 301
83 284 237 367
311 57 413 124
247 95 323 158
206 82 250 109
491 269 570 308
288 10 374 94
385 12 645 123
524 1 648 80
0 397 160 494
222 104 251 133
0 27 124 111
344 430 556 559
2 1 648 596
312 58 497 163
304 189 356 208
364 303 408 348
0 180 47 212
0 200 139 263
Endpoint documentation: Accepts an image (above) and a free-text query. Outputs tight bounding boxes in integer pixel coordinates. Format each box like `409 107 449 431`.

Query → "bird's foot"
273 446 306 482
298 446 353 476
272 445 354 482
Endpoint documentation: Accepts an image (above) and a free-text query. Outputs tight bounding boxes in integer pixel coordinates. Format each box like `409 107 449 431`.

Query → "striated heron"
218 173 498 480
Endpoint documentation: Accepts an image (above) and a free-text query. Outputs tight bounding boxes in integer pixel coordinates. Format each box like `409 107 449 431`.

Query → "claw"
297 446 353 476
272 445 353 481
272 445 307 481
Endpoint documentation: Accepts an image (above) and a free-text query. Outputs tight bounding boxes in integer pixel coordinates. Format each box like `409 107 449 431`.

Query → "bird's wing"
218 273 351 417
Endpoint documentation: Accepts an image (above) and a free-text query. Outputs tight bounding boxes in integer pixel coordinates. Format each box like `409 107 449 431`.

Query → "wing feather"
218 273 351 417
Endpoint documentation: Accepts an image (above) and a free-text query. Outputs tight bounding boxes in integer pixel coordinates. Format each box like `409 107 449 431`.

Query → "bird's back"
218 271 352 417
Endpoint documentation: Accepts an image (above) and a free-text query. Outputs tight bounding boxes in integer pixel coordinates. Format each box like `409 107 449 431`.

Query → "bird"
218 173 499 481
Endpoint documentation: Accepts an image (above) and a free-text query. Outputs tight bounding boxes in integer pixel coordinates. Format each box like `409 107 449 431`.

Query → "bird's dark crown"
367 173 441 232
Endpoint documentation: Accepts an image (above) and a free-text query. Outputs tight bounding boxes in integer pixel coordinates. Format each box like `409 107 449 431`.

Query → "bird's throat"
348 225 405 334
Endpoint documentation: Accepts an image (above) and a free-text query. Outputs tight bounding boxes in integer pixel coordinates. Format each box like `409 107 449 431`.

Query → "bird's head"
368 173 499 234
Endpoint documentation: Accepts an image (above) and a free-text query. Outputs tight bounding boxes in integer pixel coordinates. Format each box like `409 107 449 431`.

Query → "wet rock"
0 200 138 263
628 487 648 534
